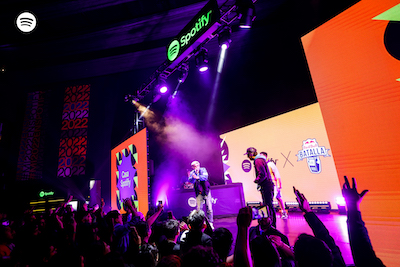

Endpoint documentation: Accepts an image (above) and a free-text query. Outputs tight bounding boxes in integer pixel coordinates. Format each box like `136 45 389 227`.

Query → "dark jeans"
260 181 276 227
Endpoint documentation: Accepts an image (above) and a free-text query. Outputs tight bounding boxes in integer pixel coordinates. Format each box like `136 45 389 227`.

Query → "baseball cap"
244 147 257 155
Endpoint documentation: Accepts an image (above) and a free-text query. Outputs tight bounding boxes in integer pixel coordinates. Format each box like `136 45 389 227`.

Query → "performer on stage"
188 160 213 226
260 152 288 219
245 147 277 227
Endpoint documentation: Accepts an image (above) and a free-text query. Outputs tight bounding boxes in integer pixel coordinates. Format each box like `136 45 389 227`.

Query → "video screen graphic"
111 129 148 215
116 145 138 210
220 103 342 209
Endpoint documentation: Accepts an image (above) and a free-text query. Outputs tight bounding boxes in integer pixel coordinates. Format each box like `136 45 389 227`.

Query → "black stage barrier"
166 183 245 220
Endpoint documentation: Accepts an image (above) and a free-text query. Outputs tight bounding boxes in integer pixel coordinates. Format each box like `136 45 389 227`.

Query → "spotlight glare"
156 77 169 94
237 0 256 29
159 86 168 94
199 66 208 72
221 43 228 50
239 24 251 29
195 47 209 72
218 26 232 49
336 197 346 206
217 44 227 73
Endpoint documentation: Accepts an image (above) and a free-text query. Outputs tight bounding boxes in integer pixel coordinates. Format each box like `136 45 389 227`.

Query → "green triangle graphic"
373 4 400 21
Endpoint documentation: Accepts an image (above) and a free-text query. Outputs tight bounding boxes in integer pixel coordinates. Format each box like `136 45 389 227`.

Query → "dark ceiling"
0 0 357 87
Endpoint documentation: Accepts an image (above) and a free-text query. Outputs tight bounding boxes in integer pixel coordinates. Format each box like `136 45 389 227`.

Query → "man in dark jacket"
245 147 276 227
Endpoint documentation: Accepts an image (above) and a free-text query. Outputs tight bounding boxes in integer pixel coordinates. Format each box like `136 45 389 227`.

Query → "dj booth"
166 183 245 220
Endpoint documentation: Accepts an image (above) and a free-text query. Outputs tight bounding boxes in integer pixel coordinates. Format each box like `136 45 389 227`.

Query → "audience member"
250 235 281 267
0 180 388 267
294 233 333 267
293 187 346 267
180 210 213 256
211 227 233 264
181 245 220 267
342 176 385 267
234 206 252 267
158 219 181 258
157 254 182 267
249 212 294 266
134 243 159 267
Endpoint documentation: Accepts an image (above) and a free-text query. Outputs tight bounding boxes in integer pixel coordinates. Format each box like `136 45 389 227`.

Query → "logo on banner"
242 160 252 172
188 197 197 207
166 0 219 63
167 10 212 62
296 138 331 174
167 40 180 61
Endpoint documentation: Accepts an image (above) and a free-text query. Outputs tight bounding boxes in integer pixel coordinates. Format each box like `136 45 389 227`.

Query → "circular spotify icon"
188 197 197 207
167 39 180 62
242 160 252 172
16 11 37 33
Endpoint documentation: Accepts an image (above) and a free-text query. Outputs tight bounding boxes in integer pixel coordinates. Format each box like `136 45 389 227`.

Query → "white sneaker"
281 212 288 219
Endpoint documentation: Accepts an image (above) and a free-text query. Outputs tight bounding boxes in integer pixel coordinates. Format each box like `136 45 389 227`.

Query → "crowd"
0 176 385 267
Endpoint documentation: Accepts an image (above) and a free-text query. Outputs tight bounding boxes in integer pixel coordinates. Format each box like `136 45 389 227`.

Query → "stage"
213 211 354 266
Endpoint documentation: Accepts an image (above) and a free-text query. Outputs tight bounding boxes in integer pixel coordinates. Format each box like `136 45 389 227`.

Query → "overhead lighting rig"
125 0 257 102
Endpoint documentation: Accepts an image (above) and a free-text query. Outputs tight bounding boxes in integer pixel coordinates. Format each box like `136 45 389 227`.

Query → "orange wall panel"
302 1 400 265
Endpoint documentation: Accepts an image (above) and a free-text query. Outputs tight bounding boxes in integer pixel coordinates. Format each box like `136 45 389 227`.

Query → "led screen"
301 0 400 265
111 128 148 215
220 103 342 209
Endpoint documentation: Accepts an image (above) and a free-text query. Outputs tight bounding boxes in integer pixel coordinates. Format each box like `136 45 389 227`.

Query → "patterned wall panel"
17 91 49 180
57 85 90 177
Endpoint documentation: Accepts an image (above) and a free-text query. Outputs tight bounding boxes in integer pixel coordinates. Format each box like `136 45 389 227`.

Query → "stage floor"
214 211 354 266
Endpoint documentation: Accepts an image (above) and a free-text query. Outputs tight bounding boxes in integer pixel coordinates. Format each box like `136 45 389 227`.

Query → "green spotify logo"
166 8 214 63
168 40 180 62
39 190 55 198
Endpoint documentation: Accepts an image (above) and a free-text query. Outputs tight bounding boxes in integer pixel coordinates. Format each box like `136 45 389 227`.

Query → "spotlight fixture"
155 77 168 94
178 62 189 83
195 47 209 72
172 62 189 98
236 0 256 29
218 26 232 49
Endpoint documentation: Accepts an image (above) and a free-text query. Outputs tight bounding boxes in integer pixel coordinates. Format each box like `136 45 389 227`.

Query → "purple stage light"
159 85 168 94
218 26 231 49
217 44 227 73
199 66 208 72
196 47 209 73
239 25 251 29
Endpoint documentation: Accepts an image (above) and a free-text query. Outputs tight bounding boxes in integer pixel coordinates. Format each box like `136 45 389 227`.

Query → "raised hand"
293 187 311 213
342 176 369 211
157 202 164 212
269 235 283 247
237 206 252 229
180 221 189 232
124 198 136 214
130 226 142 246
